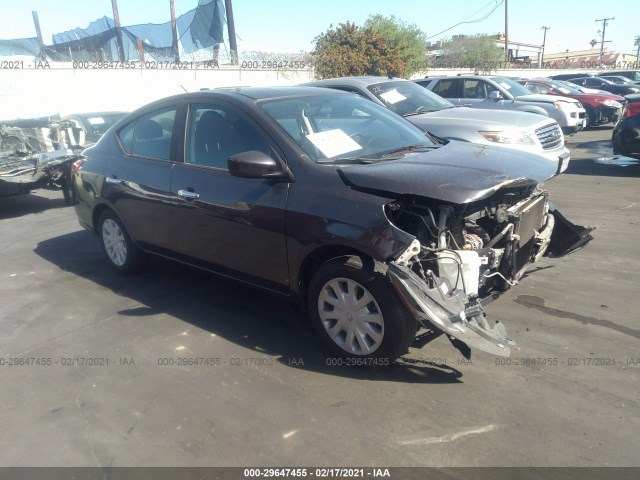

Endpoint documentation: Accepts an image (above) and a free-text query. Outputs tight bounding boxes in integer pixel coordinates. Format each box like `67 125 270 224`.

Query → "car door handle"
178 189 200 200
105 176 123 185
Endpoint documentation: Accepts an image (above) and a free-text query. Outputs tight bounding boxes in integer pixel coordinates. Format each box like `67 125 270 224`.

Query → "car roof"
528 78 563 83
423 75 506 80
64 111 128 118
149 86 350 104
304 76 403 87
211 85 350 100
110 87 354 121
597 70 639 75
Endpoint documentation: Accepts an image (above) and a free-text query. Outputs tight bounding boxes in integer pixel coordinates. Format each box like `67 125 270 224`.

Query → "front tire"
308 256 417 365
98 210 143 274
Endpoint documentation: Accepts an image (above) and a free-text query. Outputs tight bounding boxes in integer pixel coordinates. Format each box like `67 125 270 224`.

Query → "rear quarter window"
116 107 176 160
117 122 135 153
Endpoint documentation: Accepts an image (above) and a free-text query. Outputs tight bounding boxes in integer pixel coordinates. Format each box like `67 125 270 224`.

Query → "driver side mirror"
228 151 290 180
488 91 503 100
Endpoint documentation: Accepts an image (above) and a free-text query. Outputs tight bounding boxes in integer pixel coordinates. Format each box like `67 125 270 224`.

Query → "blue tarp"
1 0 225 60
0 38 40 57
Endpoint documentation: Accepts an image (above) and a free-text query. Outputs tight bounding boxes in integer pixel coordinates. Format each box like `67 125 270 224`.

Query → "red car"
612 94 640 159
518 78 624 128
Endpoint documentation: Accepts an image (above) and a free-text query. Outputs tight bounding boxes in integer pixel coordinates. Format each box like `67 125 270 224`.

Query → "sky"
2 0 638 56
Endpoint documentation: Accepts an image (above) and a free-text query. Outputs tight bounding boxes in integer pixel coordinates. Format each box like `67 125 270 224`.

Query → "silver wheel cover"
318 277 384 355
102 218 127 267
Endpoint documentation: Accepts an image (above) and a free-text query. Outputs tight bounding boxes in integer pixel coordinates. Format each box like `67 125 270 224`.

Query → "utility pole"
169 0 179 62
539 26 550 68
224 0 238 65
635 36 640 64
595 17 614 68
31 11 47 61
504 0 509 64
111 0 126 62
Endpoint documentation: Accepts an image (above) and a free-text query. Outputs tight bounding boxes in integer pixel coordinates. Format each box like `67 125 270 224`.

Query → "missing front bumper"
388 263 514 357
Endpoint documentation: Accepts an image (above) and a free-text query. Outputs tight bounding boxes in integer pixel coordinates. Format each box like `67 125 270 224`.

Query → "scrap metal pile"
0 117 83 202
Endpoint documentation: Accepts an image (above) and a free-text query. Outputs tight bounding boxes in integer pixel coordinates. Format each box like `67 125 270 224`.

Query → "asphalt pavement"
0 126 639 468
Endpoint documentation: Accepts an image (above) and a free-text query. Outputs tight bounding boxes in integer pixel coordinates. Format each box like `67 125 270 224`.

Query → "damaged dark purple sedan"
72 87 592 364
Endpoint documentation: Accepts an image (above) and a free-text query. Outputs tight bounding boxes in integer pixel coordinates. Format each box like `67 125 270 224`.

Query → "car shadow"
581 125 614 133
34 230 463 384
0 189 68 220
562 139 640 178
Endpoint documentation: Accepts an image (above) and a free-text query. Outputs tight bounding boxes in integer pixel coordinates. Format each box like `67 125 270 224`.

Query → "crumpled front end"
383 189 593 357
0 119 82 197
389 260 514 356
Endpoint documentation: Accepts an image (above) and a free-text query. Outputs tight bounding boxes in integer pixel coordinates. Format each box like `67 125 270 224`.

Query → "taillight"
624 102 640 118
71 159 85 173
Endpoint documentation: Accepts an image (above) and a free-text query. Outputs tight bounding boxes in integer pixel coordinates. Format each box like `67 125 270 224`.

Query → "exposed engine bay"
384 185 593 357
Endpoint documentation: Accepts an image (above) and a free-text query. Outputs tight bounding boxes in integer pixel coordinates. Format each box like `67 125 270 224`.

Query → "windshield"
258 94 434 162
547 80 582 94
79 113 125 134
491 77 533 97
366 81 454 116
563 81 591 93
603 76 631 84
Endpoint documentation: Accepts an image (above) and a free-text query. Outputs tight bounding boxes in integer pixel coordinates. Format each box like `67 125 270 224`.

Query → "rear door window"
432 78 461 97
185 103 271 170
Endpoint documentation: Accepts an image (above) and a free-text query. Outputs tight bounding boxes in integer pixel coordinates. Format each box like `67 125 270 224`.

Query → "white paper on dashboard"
379 89 407 104
87 117 106 125
306 129 362 158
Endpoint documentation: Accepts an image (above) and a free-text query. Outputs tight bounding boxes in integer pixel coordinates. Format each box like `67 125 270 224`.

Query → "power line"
425 0 505 41
504 0 508 63
539 26 550 68
595 17 614 68
460 0 502 24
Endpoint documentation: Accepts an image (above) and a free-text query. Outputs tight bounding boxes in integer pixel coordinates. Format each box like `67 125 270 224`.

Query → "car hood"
576 93 626 103
516 93 579 104
337 141 557 204
409 107 549 130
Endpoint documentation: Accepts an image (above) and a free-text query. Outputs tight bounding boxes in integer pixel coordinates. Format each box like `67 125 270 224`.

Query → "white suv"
417 75 586 135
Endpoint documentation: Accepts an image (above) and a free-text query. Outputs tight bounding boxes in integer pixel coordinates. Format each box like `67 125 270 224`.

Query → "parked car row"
515 78 624 128
304 76 570 173
71 83 594 366
415 75 587 136
549 70 640 85
403 73 635 162
565 76 640 97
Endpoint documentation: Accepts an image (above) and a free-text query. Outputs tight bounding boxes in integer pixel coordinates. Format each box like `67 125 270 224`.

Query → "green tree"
363 15 427 76
312 20 424 79
440 34 503 69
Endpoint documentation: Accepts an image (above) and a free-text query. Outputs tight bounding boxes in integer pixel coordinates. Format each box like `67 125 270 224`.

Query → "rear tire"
584 106 595 129
308 256 417 366
98 210 143 274
61 178 76 205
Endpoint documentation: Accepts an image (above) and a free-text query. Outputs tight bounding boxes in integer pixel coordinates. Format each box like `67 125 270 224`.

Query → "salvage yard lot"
0 127 639 467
